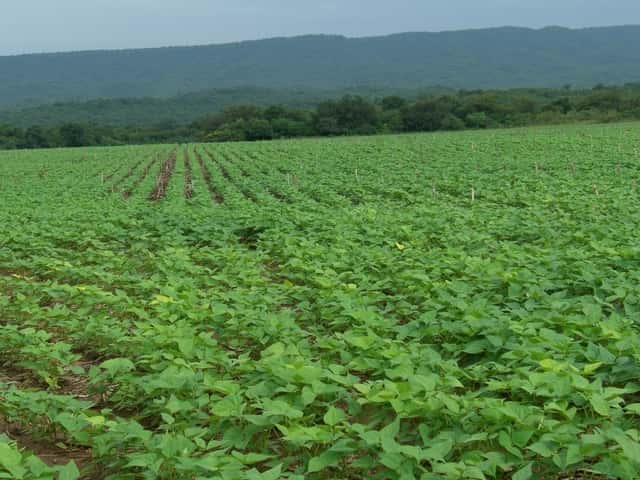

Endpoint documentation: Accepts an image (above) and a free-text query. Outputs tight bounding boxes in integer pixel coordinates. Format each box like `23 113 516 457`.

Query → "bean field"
1 123 640 479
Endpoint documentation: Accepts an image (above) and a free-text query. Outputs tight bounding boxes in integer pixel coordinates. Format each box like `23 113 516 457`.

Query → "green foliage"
1 123 640 478
2 26 640 109
0 435 80 479
3 83 640 150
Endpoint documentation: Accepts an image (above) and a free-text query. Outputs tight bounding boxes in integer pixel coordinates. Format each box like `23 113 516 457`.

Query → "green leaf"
422 439 453 461
246 464 282 480
0 443 22 469
323 406 347 426
301 386 316 406
0 443 26 479
308 451 341 473
379 418 401 454
100 358 135 375
553 444 584 470
151 294 174 304
512 462 533 480
590 394 611 416
625 403 640 415
380 418 400 442
539 358 561 371
344 333 377 349
512 429 535 448
57 462 81 480
608 429 640 462
212 394 244 417
125 453 159 469
463 465 486 480
527 441 554 458
86 416 106 426
231 452 275 465
566 444 583 466
582 362 603 375
498 431 522 459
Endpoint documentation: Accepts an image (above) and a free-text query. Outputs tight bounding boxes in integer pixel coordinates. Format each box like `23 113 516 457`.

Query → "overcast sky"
2 0 639 55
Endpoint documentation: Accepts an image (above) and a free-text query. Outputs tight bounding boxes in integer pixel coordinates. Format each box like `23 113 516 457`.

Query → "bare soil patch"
149 151 177 201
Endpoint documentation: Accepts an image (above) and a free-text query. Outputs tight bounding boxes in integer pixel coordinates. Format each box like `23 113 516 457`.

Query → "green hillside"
0 86 443 127
1 25 639 109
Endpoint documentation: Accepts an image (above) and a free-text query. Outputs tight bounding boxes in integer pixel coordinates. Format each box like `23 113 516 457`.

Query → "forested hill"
0 86 444 127
1 25 640 109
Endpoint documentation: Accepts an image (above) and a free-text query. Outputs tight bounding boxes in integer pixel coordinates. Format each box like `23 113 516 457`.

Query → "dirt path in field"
184 149 194 200
149 150 177 201
194 149 224 204
0 417 92 471
0 364 94 475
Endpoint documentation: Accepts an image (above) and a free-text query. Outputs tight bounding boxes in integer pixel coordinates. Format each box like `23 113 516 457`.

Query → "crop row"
0 123 640 479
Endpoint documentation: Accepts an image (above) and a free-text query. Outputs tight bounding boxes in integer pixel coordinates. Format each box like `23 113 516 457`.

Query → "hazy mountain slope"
1 25 639 109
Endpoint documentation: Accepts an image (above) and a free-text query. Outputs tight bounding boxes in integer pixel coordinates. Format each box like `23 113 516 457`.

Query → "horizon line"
2 23 639 58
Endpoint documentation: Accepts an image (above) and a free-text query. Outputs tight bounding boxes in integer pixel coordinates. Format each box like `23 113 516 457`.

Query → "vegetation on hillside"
1 83 640 150
1 25 640 108
0 86 443 128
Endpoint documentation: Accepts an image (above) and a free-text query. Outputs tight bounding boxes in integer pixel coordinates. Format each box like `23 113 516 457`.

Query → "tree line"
2 83 640 150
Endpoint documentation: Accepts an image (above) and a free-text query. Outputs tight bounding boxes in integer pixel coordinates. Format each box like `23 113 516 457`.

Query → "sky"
2 0 640 55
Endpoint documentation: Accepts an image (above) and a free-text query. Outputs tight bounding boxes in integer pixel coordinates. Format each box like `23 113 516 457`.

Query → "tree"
511 96 538 114
381 96 407 111
313 96 379 135
271 118 309 138
543 97 572 114
458 92 503 121
0 124 24 149
578 91 624 111
244 119 273 141
210 120 247 142
22 126 50 149
401 97 457 132
441 114 465 131
59 123 95 147
264 105 288 121
465 112 492 129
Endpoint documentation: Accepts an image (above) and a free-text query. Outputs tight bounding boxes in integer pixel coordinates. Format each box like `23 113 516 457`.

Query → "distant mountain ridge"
1 25 640 109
